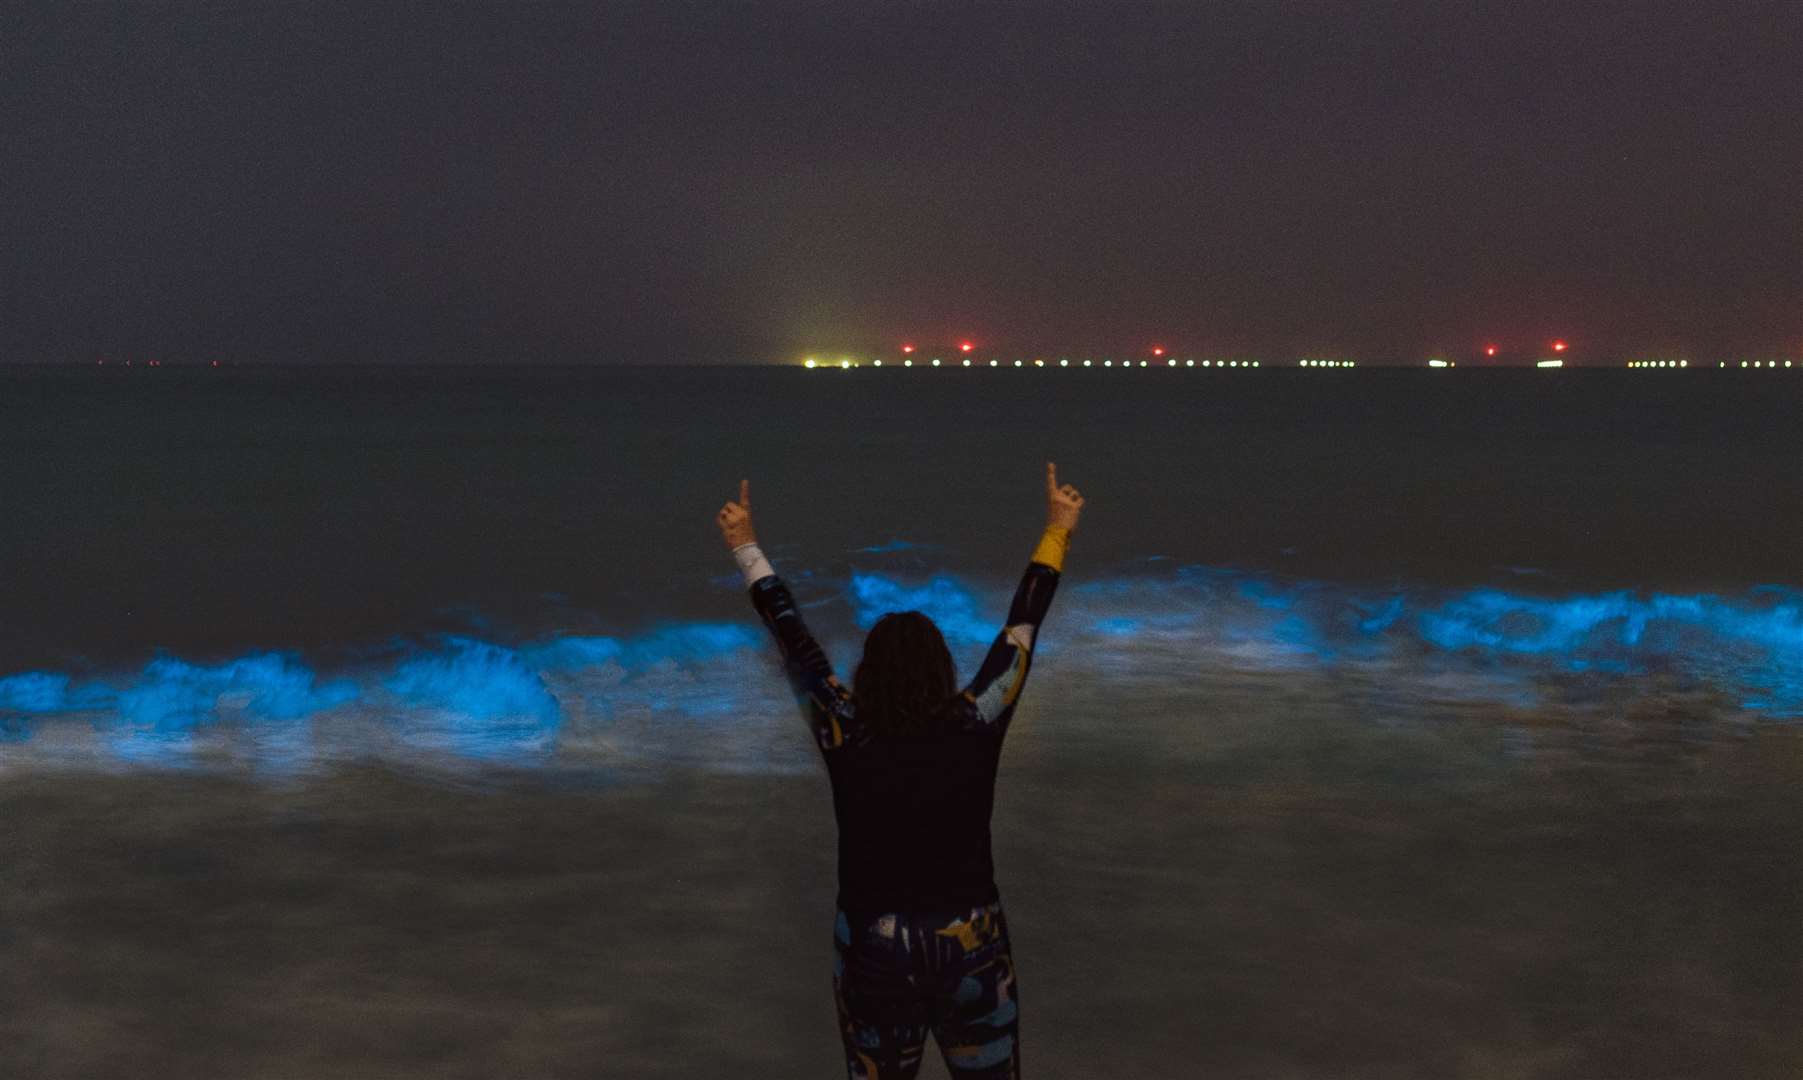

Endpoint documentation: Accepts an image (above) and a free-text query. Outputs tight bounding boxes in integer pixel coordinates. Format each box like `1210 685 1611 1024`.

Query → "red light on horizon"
1552 340 1568 352
1484 345 1497 357
1152 346 1165 356
959 341 974 352
901 344 915 354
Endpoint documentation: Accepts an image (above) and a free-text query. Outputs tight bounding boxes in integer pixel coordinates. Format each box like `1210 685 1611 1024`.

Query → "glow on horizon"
1536 359 1563 368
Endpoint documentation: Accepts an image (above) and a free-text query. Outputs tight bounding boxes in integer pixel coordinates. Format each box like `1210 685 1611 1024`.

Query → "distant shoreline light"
790 352 1797 370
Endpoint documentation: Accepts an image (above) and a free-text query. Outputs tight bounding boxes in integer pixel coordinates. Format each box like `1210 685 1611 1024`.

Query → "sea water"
2 363 1799 1077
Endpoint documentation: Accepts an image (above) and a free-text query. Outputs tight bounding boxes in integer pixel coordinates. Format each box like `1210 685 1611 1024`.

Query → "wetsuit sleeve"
960 525 1066 736
742 548 859 753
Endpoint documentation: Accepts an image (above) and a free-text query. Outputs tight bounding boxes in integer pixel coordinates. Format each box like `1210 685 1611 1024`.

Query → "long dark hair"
853 611 959 737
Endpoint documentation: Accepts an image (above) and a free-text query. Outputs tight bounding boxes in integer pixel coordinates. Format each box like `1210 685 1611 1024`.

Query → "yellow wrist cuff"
1030 525 1069 571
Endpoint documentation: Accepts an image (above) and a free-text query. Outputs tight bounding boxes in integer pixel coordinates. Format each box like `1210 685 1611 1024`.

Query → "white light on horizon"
1536 359 1563 368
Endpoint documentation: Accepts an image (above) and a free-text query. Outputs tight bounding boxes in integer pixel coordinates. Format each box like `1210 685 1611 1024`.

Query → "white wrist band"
731 542 775 586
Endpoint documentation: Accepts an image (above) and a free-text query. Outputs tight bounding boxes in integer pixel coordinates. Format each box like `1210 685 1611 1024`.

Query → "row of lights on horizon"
805 339 1796 369
92 359 222 366
808 356 1269 369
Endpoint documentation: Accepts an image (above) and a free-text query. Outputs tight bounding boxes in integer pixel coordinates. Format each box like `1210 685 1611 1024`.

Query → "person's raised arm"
961 462 1085 736
717 479 858 752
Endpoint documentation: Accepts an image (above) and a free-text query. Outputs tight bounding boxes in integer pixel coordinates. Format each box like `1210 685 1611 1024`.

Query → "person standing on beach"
715 462 1083 1079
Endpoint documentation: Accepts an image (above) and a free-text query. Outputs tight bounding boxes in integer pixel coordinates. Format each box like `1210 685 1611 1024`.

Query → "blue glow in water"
0 672 113 738
73 652 356 770
6 561 1803 774
848 572 994 646
1236 577 1298 612
525 622 760 673
0 671 82 713
115 652 359 729
1093 617 1142 636
1352 594 1408 635
853 539 924 554
382 637 561 759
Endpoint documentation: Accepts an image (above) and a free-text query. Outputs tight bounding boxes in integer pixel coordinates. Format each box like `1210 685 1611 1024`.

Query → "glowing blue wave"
2 556 1798 778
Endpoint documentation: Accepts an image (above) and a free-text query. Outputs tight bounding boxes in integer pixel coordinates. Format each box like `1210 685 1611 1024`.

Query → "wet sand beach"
5 671 1801 1078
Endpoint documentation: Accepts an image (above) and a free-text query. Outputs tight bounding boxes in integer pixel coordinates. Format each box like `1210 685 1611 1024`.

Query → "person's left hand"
716 479 757 549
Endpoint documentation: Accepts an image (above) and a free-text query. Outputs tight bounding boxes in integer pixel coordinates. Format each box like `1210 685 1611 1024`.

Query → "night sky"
7 1 1800 365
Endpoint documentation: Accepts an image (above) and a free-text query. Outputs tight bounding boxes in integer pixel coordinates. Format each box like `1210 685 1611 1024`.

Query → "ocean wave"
2 558 1798 778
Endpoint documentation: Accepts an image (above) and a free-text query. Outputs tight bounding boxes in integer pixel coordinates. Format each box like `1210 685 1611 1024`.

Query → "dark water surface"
3 364 1798 671
2 364 1801 1076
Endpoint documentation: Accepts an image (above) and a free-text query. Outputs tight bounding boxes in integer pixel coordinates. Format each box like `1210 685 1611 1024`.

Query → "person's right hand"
1045 461 1084 533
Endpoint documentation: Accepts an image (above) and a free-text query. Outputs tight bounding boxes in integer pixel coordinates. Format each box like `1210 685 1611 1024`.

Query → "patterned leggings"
831 899 1021 1079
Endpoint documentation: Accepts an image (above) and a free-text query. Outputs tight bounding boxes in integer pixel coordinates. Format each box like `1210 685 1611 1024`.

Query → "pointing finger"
739 478 750 508
1046 460 1057 496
